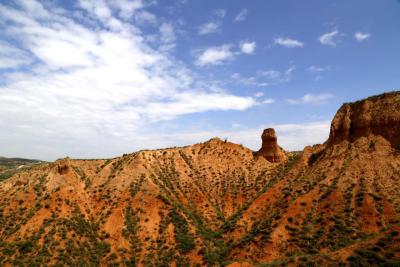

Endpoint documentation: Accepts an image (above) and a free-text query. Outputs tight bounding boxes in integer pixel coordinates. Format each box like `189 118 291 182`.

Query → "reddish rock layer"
327 91 400 148
56 157 71 175
256 128 287 163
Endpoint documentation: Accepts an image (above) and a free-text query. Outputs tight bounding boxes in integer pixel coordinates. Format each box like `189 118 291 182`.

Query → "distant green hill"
0 157 45 181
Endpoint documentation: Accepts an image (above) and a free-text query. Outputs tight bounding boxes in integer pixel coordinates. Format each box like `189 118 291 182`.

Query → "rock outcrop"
327 91 400 148
56 157 71 175
255 128 287 163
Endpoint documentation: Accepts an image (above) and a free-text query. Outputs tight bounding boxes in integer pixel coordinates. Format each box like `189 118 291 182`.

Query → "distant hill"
0 91 399 266
0 157 45 181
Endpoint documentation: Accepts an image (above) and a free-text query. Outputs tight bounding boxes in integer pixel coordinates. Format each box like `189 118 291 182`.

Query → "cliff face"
327 91 400 148
256 128 287 163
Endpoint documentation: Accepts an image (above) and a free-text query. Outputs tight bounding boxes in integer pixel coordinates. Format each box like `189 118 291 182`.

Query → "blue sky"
0 0 399 160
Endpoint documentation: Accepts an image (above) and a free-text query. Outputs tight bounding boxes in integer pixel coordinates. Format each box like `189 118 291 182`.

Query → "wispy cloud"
195 45 234 66
307 65 329 73
286 93 334 105
240 41 256 54
354 32 371 42
284 66 296 82
79 0 146 21
135 10 158 25
307 66 330 81
0 41 32 69
232 65 295 88
159 22 176 50
232 73 268 87
319 30 340 47
258 66 296 84
213 8 226 18
274 37 304 48
262 98 275 104
139 92 256 120
198 21 220 35
234 8 248 22
258 70 281 80
195 41 257 67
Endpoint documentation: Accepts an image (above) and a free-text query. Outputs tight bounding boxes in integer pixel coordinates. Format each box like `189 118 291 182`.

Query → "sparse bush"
18 241 34 253
369 141 376 150
308 150 324 165
169 209 195 253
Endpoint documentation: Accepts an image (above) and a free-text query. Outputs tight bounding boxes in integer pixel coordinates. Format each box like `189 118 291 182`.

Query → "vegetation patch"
169 209 195 254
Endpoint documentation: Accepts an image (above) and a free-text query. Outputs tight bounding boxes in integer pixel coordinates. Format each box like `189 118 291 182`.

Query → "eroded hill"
0 92 399 266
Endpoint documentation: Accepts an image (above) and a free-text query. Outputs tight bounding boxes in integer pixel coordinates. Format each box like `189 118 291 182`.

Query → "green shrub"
369 141 376 150
308 150 324 166
169 209 195 254
390 230 399 237
18 241 34 253
0 171 14 181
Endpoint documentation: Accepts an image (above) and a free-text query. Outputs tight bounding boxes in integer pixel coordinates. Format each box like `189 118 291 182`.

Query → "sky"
0 0 399 161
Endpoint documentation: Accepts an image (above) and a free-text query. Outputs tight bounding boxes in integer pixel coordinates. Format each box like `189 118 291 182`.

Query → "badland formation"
0 91 399 266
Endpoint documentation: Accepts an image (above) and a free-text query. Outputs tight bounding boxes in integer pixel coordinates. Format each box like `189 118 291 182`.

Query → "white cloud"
232 73 268 87
0 1 256 160
307 65 328 73
109 0 144 19
31 39 94 69
135 10 157 25
307 66 330 81
234 8 248 22
319 30 340 47
285 66 296 80
255 65 295 85
78 0 112 20
195 45 234 66
262 98 275 104
287 93 334 105
213 8 226 18
0 41 32 69
274 37 304 48
138 92 256 120
232 65 295 88
274 121 330 150
159 22 176 50
160 23 175 43
16 0 51 18
240 41 256 54
354 32 371 42
198 21 220 35
259 70 281 80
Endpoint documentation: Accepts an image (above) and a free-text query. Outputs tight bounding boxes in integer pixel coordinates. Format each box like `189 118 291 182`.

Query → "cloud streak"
354 32 371 42
286 93 334 105
319 30 340 47
198 21 220 35
195 44 235 66
0 41 32 69
234 8 248 22
274 37 304 48
240 41 256 54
